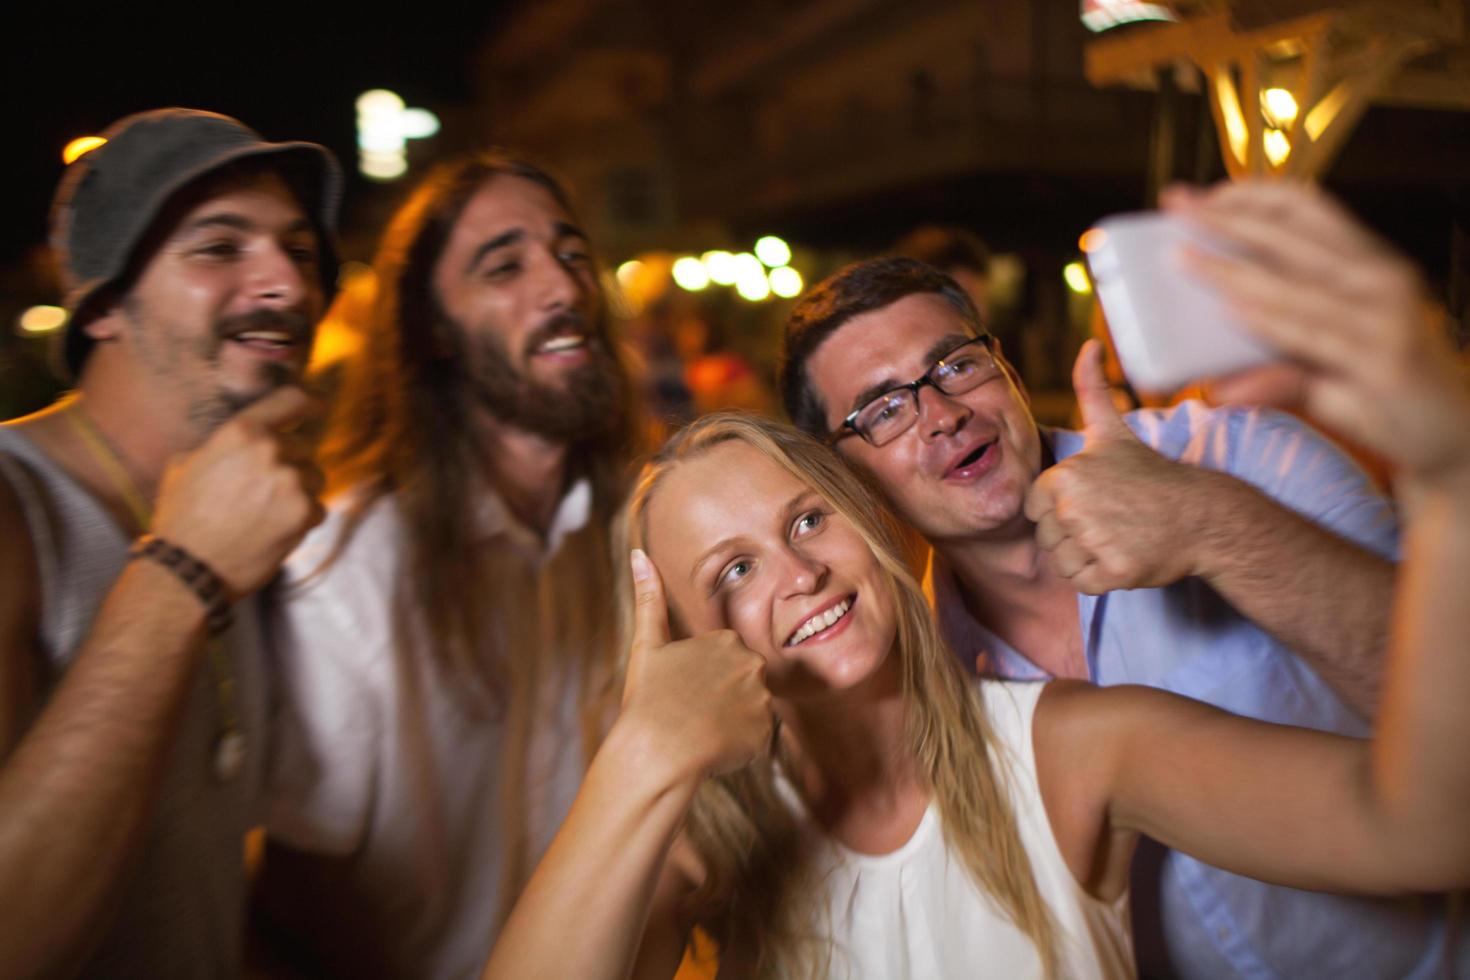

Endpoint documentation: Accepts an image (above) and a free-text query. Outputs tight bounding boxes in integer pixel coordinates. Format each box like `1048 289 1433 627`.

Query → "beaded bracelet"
129 534 234 636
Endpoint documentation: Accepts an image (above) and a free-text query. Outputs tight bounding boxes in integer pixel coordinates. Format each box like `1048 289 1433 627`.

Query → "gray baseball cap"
49 107 344 377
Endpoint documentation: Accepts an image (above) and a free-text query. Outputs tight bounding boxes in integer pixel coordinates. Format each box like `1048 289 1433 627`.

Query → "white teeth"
537 335 586 353
788 598 852 646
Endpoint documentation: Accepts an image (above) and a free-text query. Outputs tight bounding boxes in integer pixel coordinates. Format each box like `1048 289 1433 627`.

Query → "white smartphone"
1084 212 1276 393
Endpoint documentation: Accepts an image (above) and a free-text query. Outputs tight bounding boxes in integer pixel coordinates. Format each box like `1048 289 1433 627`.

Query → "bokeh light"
616 260 644 286
1264 129 1292 167
1261 88 1300 129
1063 260 1092 295
769 266 804 298
1078 228 1108 253
702 250 738 286
754 235 792 268
18 305 67 335
672 256 711 291
356 89 439 182
62 137 107 165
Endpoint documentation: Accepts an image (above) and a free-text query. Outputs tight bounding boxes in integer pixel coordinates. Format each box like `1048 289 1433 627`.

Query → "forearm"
1193 471 1393 717
483 721 696 980
1366 480 1470 885
0 560 209 978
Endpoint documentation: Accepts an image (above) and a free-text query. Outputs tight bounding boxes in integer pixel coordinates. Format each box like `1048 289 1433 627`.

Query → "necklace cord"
61 394 244 761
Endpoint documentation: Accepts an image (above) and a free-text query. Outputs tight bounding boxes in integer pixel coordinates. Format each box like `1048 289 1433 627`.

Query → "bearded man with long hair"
253 152 642 979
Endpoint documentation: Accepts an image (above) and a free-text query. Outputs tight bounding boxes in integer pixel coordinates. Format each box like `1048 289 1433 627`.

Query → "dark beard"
215 360 296 412
461 314 628 443
189 308 314 432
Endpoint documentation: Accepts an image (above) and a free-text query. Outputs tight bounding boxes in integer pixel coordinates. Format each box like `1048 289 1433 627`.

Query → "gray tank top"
0 425 266 979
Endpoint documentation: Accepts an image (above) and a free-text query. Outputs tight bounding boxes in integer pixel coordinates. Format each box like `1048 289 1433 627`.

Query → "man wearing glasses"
778 251 1458 978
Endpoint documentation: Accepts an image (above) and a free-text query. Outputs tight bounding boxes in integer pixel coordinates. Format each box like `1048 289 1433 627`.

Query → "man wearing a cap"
0 108 339 977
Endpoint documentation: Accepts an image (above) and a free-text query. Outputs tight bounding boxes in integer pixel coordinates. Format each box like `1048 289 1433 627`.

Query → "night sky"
1 5 504 268
4 6 1467 293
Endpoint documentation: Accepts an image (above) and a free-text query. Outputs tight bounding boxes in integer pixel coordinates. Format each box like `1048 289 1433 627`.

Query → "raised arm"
483 550 772 980
0 387 323 979
1044 477 1468 897
1026 341 1394 717
1036 179 1470 899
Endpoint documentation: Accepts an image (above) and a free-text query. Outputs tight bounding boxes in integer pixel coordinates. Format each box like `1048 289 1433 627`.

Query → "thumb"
1073 340 1132 444
1022 469 1056 523
629 548 671 654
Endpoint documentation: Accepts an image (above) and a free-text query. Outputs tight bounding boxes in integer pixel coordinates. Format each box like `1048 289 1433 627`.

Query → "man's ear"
991 338 1031 408
82 293 127 343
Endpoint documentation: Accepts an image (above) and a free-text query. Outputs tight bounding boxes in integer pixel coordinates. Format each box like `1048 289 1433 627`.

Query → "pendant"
213 729 247 782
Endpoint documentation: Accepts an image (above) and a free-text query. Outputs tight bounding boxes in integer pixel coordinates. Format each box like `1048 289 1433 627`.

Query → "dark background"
4 0 1468 419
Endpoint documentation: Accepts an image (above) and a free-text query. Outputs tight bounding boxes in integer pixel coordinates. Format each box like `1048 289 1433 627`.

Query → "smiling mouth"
228 330 301 353
945 440 995 478
534 333 588 355
785 594 856 647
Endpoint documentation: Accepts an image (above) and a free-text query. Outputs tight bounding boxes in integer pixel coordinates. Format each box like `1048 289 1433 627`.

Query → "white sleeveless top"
778 680 1133 979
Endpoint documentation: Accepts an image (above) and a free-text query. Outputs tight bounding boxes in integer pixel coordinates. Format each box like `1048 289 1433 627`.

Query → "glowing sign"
1081 0 1179 33
355 90 440 182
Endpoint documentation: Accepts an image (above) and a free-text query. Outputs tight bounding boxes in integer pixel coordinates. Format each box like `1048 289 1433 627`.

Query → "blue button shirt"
928 401 1464 979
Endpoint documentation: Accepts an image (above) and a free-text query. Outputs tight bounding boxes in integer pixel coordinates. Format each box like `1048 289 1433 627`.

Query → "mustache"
214 308 314 345
522 311 596 358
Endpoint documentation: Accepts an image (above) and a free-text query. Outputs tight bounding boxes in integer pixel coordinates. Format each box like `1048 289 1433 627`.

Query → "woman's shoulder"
980 678 1127 792
977 678 1049 744
1028 678 1194 750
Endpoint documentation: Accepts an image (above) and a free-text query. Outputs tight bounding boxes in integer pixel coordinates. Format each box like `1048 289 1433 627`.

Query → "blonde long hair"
623 412 1058 977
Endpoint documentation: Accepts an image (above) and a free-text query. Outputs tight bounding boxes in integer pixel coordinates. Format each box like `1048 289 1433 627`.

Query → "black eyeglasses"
828 336 999 447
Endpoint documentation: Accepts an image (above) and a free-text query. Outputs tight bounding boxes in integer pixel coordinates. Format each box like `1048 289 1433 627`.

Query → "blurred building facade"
455 0 1470 413
6 1 1468 423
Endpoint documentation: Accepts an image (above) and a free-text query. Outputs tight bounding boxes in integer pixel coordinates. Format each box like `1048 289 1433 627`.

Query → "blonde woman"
483 189 1470 979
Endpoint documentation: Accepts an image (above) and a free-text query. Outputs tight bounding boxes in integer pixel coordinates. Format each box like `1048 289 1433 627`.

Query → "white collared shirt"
261 480 595 979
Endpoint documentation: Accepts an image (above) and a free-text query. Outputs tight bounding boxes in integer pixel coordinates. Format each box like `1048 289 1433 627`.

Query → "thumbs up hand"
1072 338 1138 449
1024 341 1223 594
615 550 775 787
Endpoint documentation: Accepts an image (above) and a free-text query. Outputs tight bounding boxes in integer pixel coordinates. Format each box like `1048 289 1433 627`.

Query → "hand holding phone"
1164 180 1470 488
1085 211 1276 394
